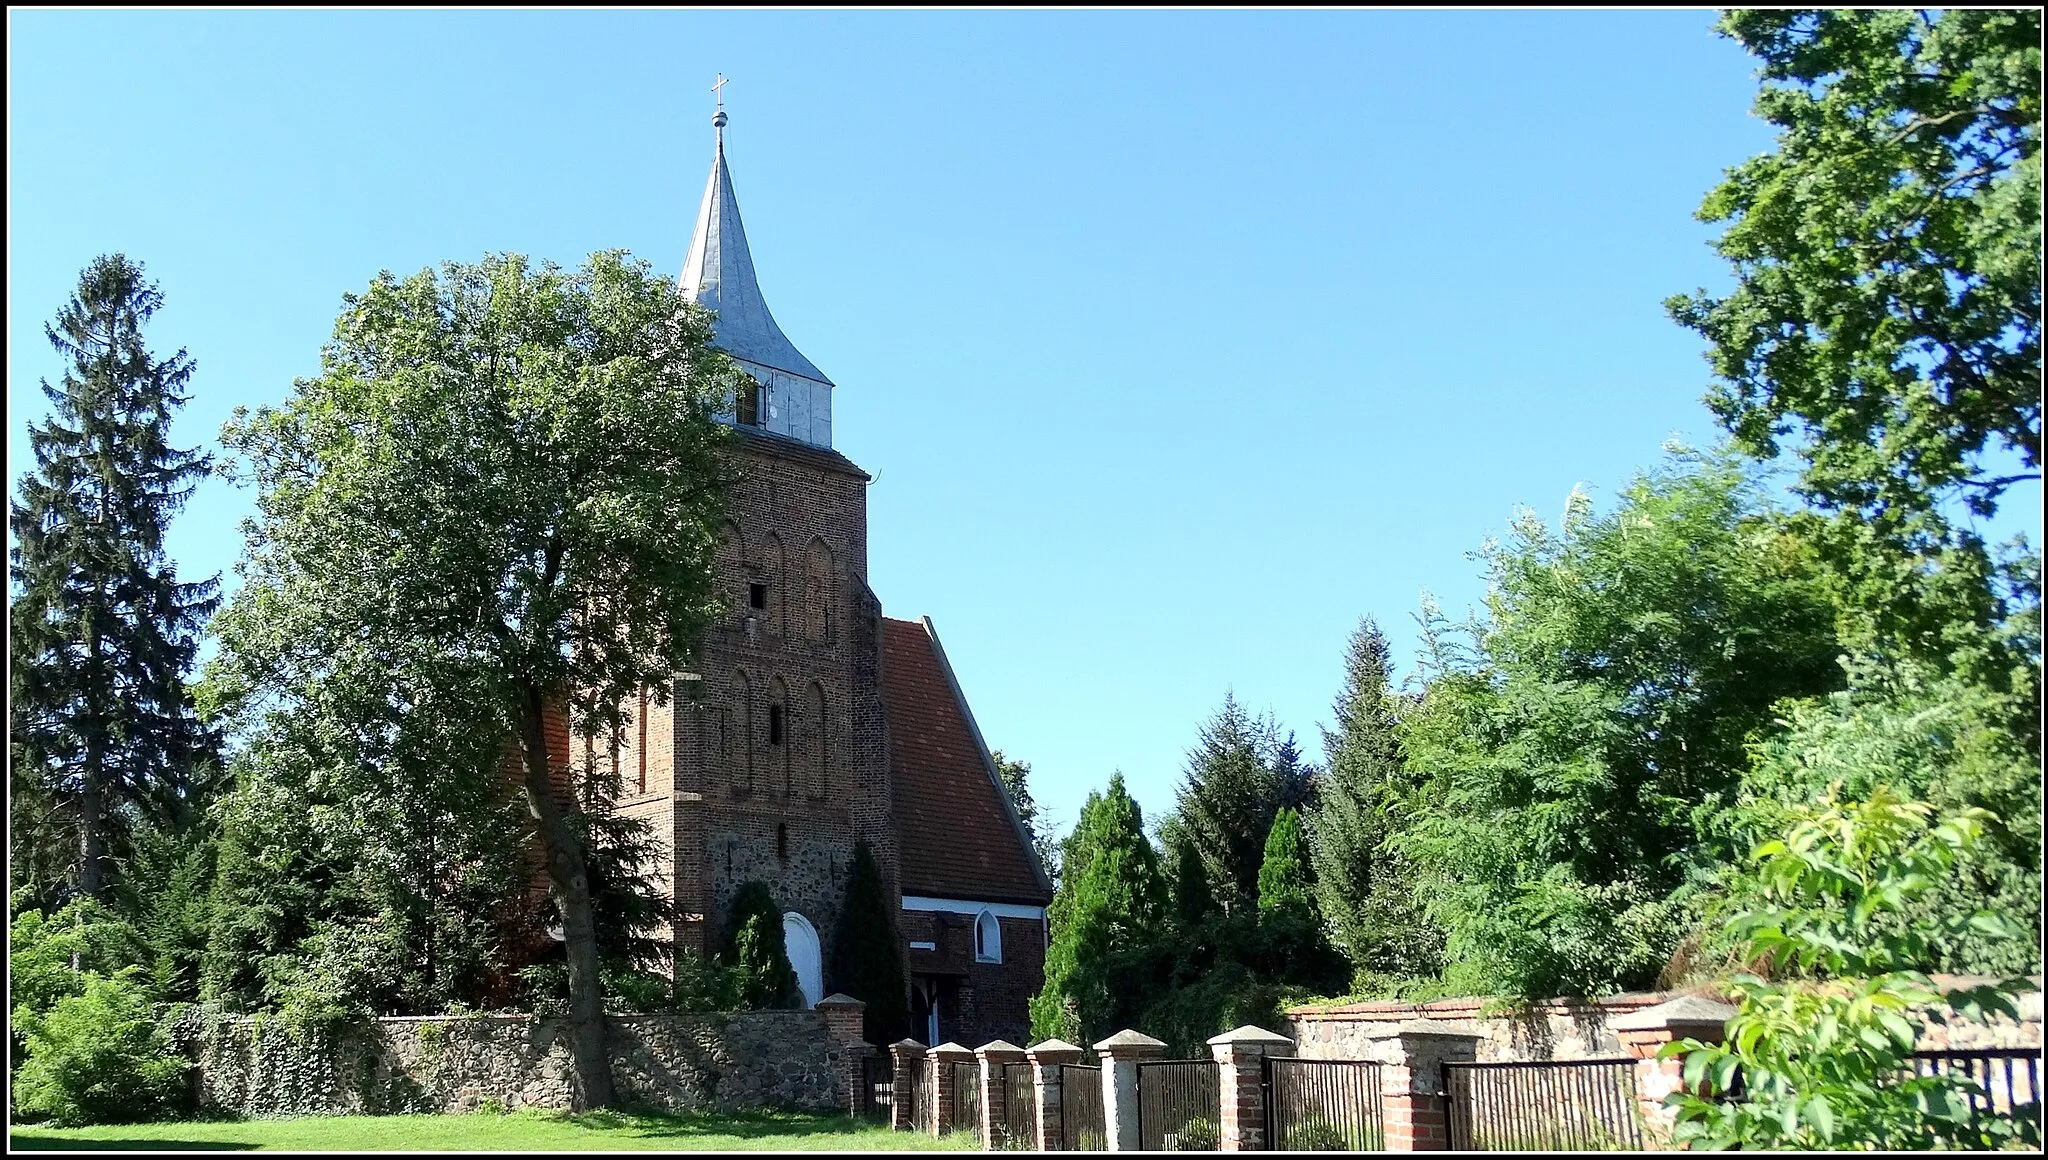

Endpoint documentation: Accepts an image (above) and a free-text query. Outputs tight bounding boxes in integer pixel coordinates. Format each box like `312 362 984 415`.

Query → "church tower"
608 103 895 1011
600 96 1051 1046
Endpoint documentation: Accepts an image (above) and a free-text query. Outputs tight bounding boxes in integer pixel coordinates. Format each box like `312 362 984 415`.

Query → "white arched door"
782 911 822 1009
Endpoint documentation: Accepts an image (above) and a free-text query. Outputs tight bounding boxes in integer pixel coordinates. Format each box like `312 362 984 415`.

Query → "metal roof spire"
678 77 832 386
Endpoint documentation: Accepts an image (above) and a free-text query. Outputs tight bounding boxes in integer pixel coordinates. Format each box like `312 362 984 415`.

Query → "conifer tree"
1165 823 1217 934
1174 694 1311 913
828 839 910 1043
1256 808 1314 920
1309 618 1433 984
1029 773 1169 1044
10 254 219 903
722 880 799 1009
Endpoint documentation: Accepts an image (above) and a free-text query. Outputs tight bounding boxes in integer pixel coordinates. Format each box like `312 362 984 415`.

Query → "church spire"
678 94 833 388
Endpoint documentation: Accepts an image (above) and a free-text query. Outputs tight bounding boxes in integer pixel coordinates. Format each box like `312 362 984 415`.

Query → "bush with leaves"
1661 787 2036 1151
12 970 191 1126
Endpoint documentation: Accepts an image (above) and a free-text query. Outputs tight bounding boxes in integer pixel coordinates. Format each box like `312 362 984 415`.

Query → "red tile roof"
881 617 1052 907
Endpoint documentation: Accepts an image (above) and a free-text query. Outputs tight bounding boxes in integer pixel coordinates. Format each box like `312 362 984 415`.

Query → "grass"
10 1108 980 1152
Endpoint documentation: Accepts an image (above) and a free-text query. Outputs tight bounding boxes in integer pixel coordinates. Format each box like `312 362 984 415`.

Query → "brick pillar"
931 1042 974 1136
1615 996 1736 1150
889 1039 928 1133
1358 1020 1482 1151
816 993 870 1115
1208 1024 1294 1151
1026 1038 1086 1151
1094 1029 1166 1151
976 1039 1026 1150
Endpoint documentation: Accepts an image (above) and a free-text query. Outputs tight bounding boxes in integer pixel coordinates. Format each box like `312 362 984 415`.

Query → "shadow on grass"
11 1134 260 1151
559 1108 890 1141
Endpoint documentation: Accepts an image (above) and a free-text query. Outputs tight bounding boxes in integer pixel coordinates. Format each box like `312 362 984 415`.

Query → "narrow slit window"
768 704 784 746
749 583 768 610
777 822 789 860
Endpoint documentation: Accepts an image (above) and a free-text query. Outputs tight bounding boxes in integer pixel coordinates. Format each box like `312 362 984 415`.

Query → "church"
589 103 1052 1050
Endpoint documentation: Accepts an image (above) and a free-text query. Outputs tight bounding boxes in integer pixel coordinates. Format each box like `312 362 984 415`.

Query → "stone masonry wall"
1287 977 2045 1062
192 1010 848 1119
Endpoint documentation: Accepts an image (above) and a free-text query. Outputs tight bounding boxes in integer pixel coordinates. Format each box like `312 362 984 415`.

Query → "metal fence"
1908 1047 2041 1136
856 1052 892 1119
1059 1063 1107 1151
1443 1058 1644 1152
954 1060 985 1144
1267 1057 1385 1151
1139 1059 1221 1151
993 1061 1036 1149
907 1057 934 1135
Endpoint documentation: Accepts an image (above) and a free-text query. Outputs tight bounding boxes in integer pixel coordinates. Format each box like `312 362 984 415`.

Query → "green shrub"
1284 1114 1349 1151
721 881 799 1010
13 971 191 1126
1167 1115 1218 1151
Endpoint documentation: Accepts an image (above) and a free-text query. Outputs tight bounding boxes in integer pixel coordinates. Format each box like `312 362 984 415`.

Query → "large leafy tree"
991 749 1057 882
1173 694 1314 913
1029 773 1170 1045
1397 450 1843 998
1669 9 2041 665
210 251 737 1107
9 254 219 905
1309 618 1437 990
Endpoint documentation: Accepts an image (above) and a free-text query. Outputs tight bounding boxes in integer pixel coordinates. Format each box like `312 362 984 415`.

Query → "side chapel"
582 104 1052 1049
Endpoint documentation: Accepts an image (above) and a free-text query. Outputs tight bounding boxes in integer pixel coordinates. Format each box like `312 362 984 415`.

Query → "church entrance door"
782 911 822 1009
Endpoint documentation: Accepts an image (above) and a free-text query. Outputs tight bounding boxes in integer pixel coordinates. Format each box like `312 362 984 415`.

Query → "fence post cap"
890 1038 929 1054
1025 1038 1086 1063
815 993 867 1011
1092 1028 1168 1056
1611 995 1737 1033
975 1039 1027 1060
930 1041 976 1059
1206 1024 1294 1047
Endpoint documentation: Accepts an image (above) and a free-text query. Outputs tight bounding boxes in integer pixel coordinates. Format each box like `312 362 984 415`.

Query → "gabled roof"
881 617 1053 908
679 114 833 387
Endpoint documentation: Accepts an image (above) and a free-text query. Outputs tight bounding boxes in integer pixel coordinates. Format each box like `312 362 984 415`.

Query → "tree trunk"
516 683 614 1109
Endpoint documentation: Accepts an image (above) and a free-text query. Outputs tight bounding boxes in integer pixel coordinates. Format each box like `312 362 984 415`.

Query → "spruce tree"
828 840 910 1043
1029 773 1169 1045
10 254 219 904
1308 618 1430 982
1174 694 1308 913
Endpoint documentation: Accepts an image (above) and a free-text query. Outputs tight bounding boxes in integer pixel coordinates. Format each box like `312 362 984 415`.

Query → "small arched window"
974 910 1002 964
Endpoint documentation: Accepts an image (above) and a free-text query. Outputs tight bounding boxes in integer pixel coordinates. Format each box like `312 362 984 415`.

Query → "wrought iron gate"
1443 1058 1644 1151
991 1061 1036 1149
1266 1057 1385 1150
1138 1059 1220 1151
955 1059 985 1144
1059 1063 1106 1150
856 1051 892 1119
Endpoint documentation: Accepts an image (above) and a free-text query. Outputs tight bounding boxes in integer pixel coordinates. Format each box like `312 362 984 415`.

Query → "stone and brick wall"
190 1010 852 1119
1286 977 2045 1063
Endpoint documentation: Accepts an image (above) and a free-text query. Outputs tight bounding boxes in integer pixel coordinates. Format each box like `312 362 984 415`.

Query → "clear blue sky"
11 10 2035 844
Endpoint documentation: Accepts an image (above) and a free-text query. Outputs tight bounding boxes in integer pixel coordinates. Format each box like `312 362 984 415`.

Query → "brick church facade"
586 106 1051 1050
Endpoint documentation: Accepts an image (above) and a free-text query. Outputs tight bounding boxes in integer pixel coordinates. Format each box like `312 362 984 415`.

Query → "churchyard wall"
1284 975 2045 1062
182 1009 850 1118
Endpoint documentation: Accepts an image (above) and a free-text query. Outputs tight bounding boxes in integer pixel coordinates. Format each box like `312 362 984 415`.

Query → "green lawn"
10 1108 981 1152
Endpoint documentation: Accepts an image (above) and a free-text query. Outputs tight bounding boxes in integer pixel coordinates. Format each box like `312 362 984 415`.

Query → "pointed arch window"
974 910 1002 964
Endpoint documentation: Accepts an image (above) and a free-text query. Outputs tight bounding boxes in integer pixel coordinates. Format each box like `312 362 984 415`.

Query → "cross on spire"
712 73 729 110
